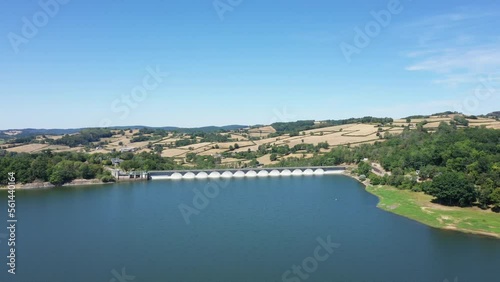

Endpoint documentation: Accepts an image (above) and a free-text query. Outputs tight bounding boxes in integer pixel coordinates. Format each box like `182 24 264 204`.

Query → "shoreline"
342 171 500 239
0 179 122 190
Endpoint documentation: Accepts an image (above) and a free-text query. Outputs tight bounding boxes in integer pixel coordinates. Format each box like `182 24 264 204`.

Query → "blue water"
0 175 499 282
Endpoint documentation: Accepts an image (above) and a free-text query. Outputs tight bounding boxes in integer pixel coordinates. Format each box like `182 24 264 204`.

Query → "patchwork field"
303 124 357 134
6 144 50 153
161 148 189 158
274 130 380 147
248 126 276 138
3 114 499 167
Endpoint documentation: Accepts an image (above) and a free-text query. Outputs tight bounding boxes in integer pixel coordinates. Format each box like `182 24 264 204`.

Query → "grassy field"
365 185 500 238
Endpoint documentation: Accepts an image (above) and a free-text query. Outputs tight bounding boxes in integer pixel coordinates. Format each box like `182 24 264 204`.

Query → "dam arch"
147 166 345 180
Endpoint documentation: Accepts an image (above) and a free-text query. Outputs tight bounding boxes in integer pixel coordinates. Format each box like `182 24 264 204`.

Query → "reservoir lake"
1 175 499 282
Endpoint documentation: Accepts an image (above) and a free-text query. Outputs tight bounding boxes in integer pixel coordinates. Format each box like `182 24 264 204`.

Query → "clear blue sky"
1 0 499 129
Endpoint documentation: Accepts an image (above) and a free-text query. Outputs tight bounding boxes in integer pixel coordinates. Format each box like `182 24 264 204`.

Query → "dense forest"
0 150 115 185
276 123 500 210
0 150 185 186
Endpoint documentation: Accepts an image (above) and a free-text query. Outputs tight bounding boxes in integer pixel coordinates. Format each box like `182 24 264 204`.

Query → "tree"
30 156 48 181
79 163 95 179
357 161 372 176
49 161 77 185
120 160 141 171
154 144 164 154
427 171 477 207
270 153 278 162
453 115 469 126
49 170 66 186
186 152 196 163
369 174 383 185
317 142 329 150
490 188 500 209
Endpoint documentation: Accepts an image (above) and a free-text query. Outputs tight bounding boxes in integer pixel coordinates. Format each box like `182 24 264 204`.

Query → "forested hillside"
277 122 500 210
0 150 185 186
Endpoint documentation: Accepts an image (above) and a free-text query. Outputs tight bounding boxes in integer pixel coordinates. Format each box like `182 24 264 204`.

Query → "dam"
148 166 346 180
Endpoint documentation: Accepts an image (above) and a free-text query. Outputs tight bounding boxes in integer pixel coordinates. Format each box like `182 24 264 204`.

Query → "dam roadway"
148 166 346 180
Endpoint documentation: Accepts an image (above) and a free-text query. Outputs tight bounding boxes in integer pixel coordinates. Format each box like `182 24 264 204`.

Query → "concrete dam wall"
148 166 346 180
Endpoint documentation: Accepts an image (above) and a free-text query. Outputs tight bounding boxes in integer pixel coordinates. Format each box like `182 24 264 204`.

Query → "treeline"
130 128 169 143
7 135 37 144
405 115 430 119
271 120 316 134
172 133 232 147
404 111 462 120
365 123 500 208
52 128 113 147
271 117 393 135
275 123 500 209
432 111 459 116
0 151 114 186
4 128 115 148
486 111 500 118
0 128 81 140
116 152 182 171
194 132 232 143
321 116 393 127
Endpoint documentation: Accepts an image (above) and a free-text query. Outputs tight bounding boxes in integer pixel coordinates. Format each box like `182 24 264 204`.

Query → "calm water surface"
1 175 499 282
